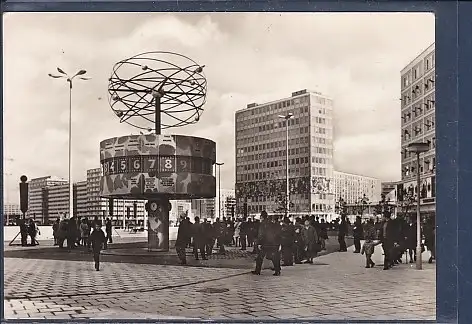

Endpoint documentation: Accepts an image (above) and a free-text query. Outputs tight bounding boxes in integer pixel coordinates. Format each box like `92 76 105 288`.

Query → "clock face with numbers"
150 202 158 212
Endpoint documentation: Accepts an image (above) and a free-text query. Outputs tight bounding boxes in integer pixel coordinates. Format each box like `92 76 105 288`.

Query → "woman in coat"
302 220 319 264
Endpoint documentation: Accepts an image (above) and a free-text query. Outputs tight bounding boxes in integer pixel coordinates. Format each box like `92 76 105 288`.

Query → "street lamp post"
407 141 430 270
215 162 224 219
278 113 294 218
48 68 90 220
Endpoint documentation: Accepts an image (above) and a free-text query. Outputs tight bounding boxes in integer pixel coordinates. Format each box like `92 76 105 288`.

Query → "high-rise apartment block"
23 169 146 226
399 43 436 216
333 171 381 205
235 89 335 218
27 176 67 222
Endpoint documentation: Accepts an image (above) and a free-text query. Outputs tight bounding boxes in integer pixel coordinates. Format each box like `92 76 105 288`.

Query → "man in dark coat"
203 219 214 256
246 218 254 248
19 219 28 247
175 216 190 265
338 216 348 252
281 217 295 266
89 223 107 271
52 218 60 246
67 217 77 251
192 217 207 260
353 216 364 253
252 212 282 276
378 211 395 270
294 218 305 264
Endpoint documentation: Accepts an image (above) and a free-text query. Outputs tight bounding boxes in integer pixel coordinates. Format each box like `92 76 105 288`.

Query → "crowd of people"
175 212 332 273
175 210 436 274
17 218 40 246
356 212 436 270
50 216 114 252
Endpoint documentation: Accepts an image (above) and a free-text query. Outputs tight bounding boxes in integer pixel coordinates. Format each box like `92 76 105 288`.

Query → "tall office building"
235 89 335 219
333 171 381 205
399 43 436 217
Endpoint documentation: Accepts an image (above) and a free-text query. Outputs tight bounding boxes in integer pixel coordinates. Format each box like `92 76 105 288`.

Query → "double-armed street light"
48 68 90 220
278 113 294 218
407 141 430 270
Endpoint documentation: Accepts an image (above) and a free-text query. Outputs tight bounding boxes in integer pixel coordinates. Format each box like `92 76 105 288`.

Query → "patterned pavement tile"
4 242 435 321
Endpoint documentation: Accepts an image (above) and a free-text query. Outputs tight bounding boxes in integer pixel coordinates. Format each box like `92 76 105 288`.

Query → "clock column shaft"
147 197 170 251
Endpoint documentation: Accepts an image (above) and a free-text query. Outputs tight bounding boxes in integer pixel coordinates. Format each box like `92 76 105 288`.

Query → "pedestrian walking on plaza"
424 217 436 264
239 218 248 251
281 217 295 266
19 220 28 247
338 216 348 252
294 218 305 264
251 219 261 254
246 218 254 248
52 218 60 246
203 219 214 256
405 217 418 263
319 219 328 251
252 212 282 276
361 238 380 268
233 219 241 247
66 217 77 251
80 219 90 248
90 223 107 271
353 216 364 253
192 217 207 260
175 216 190 265
105 218 113 244
378 211 395 270
28 219 38 246
302 219 320 264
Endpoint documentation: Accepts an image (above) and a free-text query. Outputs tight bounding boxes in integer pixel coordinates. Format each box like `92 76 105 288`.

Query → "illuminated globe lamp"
100 51 215 251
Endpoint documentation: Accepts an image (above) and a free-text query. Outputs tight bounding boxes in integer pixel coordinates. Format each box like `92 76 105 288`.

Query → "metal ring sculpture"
108 51 207 131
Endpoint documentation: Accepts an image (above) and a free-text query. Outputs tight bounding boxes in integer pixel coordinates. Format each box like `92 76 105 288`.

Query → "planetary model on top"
100 51 216 252
108 51 207 133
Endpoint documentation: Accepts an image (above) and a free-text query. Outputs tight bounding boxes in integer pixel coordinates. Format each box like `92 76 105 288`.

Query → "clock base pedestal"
147 197 170 252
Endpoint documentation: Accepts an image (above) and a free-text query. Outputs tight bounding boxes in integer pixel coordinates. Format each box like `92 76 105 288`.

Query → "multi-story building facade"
235 89 335 219
3 203 21 225
191 198 215 220
169 200 192 226
73 181 88 218
215 189 236 219
86 168 103 218
86 167 146 228
27 176 67 223
399 43 436 217
333 171 381 205
86 167 145 227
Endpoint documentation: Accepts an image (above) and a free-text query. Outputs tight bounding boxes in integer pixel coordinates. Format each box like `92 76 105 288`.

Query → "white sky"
3 12 434 204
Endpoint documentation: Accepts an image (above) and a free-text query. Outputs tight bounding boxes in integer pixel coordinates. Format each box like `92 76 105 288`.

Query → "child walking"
361 239 380 268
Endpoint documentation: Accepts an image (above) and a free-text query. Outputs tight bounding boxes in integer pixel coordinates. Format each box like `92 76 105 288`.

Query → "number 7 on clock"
144 156 158 172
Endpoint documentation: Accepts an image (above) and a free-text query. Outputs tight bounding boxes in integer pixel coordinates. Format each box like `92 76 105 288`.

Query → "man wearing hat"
378 211 394 270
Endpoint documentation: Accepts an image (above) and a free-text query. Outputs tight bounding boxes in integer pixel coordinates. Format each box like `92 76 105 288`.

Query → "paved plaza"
3 242 436 321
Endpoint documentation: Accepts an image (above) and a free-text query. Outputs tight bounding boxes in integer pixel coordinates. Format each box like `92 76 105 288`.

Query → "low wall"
3 226 179 242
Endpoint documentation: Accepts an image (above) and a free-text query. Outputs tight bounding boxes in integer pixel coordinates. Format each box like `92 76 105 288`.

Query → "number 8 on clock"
159 156 176 173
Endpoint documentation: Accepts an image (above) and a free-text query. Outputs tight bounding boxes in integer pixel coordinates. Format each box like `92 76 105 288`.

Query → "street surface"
3 240 435 321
